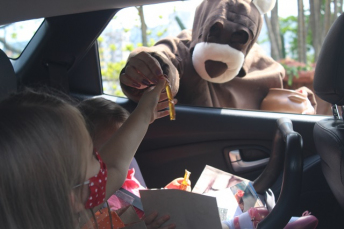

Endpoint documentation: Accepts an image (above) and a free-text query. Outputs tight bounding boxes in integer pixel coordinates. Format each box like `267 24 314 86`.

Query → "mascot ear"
252 0 276 14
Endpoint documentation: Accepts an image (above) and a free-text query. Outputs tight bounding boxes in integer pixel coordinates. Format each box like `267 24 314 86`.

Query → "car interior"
313 12 344 214
1 0 344 228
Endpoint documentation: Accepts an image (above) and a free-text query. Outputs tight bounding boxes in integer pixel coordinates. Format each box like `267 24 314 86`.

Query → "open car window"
98 1 199 97
0 18 44 59
98 0 334 116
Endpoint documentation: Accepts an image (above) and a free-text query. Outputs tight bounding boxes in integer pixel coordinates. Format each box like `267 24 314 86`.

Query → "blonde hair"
0 90 90 229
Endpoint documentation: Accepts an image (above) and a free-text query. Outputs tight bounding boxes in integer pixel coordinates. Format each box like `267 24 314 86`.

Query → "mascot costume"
119 0 316 114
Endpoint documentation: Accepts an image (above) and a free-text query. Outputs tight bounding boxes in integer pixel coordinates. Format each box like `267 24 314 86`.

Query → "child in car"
77 97 190 192
78 96 189 227
0 76 173 229
0 89 91 229
77 97 147 200
75 77 179 229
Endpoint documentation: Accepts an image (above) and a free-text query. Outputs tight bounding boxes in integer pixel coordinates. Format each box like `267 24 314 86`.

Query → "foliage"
157 28 168 38
279 16 297 59
280 62 312 86
98 6 183 96
277 9 317 86
279 14 313 62
266 0 344 66
98 36 126 97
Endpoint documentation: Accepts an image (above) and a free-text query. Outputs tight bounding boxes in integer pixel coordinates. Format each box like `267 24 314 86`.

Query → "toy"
179 169 191 191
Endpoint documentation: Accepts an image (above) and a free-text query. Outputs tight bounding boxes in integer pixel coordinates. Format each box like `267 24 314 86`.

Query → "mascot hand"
120 50 178 102
261 87 317 114
296 87 317 115
120 51 163 90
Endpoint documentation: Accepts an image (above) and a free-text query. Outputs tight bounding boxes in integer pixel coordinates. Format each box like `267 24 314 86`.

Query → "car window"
98 1 199 97
98 0 336 116
0 18 44 59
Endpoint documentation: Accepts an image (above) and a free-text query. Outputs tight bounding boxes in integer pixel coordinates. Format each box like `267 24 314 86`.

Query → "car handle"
229 150 269 173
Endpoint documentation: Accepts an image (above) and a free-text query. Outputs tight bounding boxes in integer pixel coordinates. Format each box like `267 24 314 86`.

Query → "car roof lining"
0 0 178 25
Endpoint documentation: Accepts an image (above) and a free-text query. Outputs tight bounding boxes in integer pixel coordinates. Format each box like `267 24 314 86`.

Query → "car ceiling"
0 0 178 25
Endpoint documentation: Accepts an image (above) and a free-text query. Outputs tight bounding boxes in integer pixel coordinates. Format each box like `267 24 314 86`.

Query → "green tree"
98 4 183 96
0 24 21 57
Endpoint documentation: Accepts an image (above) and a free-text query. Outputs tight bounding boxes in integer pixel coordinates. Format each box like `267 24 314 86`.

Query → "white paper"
193 165 263 214
140 189 222 229
192 165 248 194
204 188 243 221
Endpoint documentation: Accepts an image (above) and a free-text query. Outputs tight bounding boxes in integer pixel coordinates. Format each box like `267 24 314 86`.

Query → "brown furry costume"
120 0 316 111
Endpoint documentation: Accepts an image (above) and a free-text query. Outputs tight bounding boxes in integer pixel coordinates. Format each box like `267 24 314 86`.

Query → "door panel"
136 140 272 189
129 104 327 189
129 103 343 228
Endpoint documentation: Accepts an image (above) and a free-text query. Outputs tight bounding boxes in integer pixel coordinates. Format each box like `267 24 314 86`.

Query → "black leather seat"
0 49 17 100
313 13 344 209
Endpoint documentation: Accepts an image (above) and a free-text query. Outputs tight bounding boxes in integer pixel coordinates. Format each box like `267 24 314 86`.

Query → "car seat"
0 49 17 99
252 118 303 228
313 13 344 209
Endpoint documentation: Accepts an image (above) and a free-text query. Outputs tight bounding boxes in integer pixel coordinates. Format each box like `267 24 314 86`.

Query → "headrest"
0 49 17 100
314 13 344 105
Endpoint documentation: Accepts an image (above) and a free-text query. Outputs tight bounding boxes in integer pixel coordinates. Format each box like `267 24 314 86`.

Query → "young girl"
74 77 177 228
77 97 190 193
77 97 147 199
0 89 89 229
78 96 187 228
0 77 172 229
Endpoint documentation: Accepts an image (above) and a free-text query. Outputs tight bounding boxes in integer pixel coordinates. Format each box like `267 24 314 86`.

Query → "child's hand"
143 211 176 229
164 178 191 192
136 77 175 123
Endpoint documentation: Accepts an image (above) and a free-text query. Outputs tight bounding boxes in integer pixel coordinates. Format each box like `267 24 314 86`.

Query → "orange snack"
179 169 191 191
165 80 173 99
168 100 176 120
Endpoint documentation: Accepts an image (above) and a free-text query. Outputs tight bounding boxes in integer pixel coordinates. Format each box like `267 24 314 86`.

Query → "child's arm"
100 78 170 200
